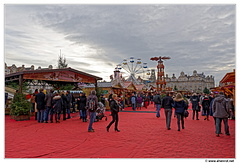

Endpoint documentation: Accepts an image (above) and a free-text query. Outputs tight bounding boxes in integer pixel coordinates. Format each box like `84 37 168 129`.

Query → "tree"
174 85 178 91
203 87 210 94
10 93 31 117
58 53 68 69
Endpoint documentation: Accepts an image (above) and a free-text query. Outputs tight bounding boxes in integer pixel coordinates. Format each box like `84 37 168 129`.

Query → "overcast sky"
4 4 236 85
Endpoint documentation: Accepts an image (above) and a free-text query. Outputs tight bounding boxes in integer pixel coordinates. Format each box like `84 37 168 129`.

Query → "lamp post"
150 56 171 92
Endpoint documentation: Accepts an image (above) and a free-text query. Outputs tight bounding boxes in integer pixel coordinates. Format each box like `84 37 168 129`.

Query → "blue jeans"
37 109 44 123
66 108 71 118
88 112 96 131
156 104 161 117
79 110 87 120
216 118 229 134
132 103 136 111
79 110 82 118
44 106 52 122
82 110 87 120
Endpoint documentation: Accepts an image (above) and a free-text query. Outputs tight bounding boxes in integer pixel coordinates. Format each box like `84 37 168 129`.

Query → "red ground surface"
5 104 235 158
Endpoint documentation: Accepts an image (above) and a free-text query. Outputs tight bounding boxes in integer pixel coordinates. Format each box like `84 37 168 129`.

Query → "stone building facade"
165 70 215 93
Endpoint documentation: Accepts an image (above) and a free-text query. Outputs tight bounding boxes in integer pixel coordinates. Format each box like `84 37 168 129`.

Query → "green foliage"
96 87 104 100
161 93 166 98
203 87 210 94
58 54 68 68
10 93 31 116
174 85 178 91
59 84 74 90
6 81 28 91
6 81 18 90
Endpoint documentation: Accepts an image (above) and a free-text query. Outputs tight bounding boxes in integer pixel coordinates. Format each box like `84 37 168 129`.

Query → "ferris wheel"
116 57 150 85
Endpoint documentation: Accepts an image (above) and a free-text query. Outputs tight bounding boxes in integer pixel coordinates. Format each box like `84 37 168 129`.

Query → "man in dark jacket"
212 92 230 137
190 93 200 120
61 92 67 120
66 91 72 119
44 89 54 123
35 88 45 123
87 90 98 132
162 92 174 130
153 92 161 118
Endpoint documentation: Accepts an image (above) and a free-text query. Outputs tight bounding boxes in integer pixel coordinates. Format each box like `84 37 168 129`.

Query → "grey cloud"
4 4 235 84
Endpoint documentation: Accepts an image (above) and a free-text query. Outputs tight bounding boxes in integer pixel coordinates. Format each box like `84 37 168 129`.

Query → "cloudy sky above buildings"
4 3 236 85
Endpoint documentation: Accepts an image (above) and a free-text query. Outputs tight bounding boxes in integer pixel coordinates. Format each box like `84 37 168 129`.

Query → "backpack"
88 97 96 111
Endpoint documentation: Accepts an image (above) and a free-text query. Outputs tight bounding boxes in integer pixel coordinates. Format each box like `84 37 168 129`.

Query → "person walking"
86 90 98 132
35 88 46 123
100 94 106 107
61 91 67 120
30 93 37 120
52 93 63 123
173 93 188 131
66 91 72 119
77 92 87 122
131 93 137 111
136 94 143 110
202 95 211 121
190 93 200 120
226 95 235 120
71 93 76 113
153 92 161 118
212 92 230 137
44 89 54 123
106 94 120 132
162 92 174 130
144 93 150 109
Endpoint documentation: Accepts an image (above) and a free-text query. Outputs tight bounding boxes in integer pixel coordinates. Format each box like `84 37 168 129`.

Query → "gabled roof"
5 67 102 83
123 81 137 90
135 84 147 90
98 82 112 88
220 71 235 84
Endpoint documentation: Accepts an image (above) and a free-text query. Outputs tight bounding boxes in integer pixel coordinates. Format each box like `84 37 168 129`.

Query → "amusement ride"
116 57 150 85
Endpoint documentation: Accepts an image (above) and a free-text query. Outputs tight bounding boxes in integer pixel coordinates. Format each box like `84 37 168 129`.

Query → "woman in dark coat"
202 95 211 121
173 93 188 131
77 92 87 122
106 94 120 132
52 94 63 123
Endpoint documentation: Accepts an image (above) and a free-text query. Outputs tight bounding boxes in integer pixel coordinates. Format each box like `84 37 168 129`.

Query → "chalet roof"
123 81 137 90
98 82 112 88
135 84 147 90
5 67 102 83
220 71 235 84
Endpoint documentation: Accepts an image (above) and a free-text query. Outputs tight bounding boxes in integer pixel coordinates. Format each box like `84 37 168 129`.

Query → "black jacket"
190 95 200 109
44 93 54 107
162 96 174 109
66 93 72 109
77 95 87 110
61 94 67 109
35 92 45 110
153 94 161 104
52 95 63 113
110 100 120 113
173 100 188 114
202 97 210 110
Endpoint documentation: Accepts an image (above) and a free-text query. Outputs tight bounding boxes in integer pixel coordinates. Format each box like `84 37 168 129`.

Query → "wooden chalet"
5 67 102 93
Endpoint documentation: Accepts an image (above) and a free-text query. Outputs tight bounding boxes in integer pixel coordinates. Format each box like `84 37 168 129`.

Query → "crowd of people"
30 88 234 136
31 89 100 132
126 90 234 135
149 91 234 136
